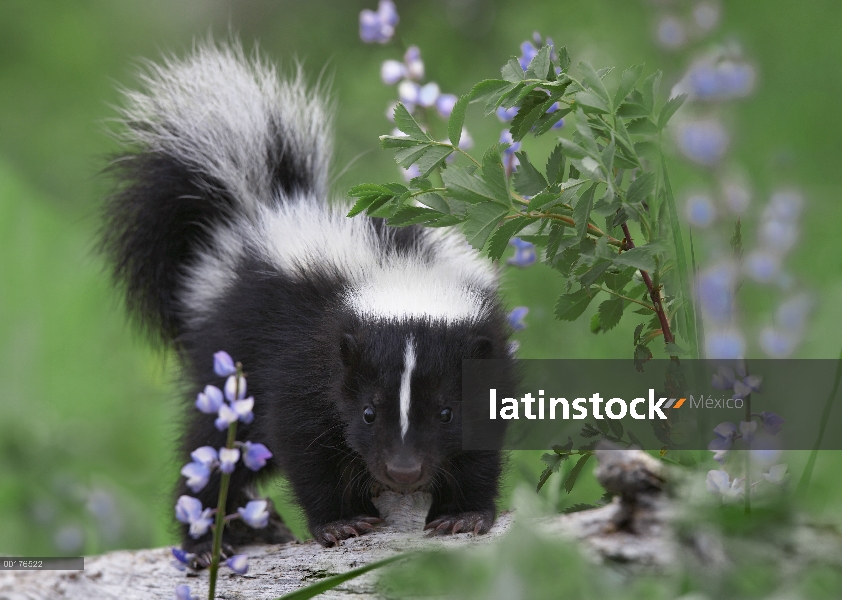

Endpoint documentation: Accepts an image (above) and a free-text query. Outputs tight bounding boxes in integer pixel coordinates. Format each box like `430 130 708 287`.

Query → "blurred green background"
1 0 841 557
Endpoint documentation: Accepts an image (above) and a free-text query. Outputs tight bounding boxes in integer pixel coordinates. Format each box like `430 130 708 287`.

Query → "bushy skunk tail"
101 40 332 343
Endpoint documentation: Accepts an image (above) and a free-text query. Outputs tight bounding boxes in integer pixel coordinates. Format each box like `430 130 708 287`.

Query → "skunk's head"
334 313 509 492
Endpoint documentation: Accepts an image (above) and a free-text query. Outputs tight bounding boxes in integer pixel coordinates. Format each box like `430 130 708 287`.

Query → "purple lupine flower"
398 80 421 109
215 403 238 431
171 547 197 572
711 365 737 390
404 46 424 80
195 385 224 414
435 93 458 118
218 447 240 474
181 461 211 493
758 411 785 435
776 294 812 333
175 496 214 539
759 327 797 358
739 420 758 443
708 421 738 451
508 307 529 331
224 375 247 402
359 0 398 44
175 584 198 600
732 375 762 398
242 441 273 471
744 250 780 283
685 194 716 228
226 554 249 575
238 500 270 529
213 351 236 377
723 182 751 214
656 15 686 50
499 129 521 154
676 119 729 166
418 82 440 107
706 470 744 502
378 0 399 27
507 238 536 268
518 41 538 70
232 397 255 424
693 1 720 31
190 446 218 467
696 262 737 324
762 464 789 486
496 105 519 122
380 60 405 85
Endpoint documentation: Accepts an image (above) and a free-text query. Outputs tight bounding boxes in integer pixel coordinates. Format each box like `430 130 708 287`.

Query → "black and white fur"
101 41 514 555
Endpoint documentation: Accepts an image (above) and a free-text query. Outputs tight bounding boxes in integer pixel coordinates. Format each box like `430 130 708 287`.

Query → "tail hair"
101 39 332 342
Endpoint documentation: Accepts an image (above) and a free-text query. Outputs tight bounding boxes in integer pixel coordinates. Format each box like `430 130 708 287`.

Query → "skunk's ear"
340 333 359 368
467 336 494 360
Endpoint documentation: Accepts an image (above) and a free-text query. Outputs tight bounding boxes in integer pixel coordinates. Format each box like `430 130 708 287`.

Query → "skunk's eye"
439 407 453 423
363 406 376 424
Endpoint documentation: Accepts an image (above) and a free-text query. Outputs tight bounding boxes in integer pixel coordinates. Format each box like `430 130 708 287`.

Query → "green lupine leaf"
347 194 386 218
626 117 659 135
394 144 431 168
546 143 566 184
388 206 445 226
462 203 510 250
348 183 398 198
564 453 592 493
614 247 657 272
415 193 450 214
557 46 571 72
626 172 656 204
657 93 687 130
555 287 597 321
573 184 597 240
525 45 552 79
616 102 650 118
640 70 663 114
575 90 610 114
501 57 525 82
557 137 589 160
579 260 611 288
578 60 610 103
415 145 452 177
487 216 532 261
393 103 429 140
468 79 514 104
379 135 424 149
598 296 625 331
613 64 644 111
574 108 600 156
481 144 511 206
448 95 470 146
532 106 570 136
510 92 549 141
441 165 507 206
513 151 548 196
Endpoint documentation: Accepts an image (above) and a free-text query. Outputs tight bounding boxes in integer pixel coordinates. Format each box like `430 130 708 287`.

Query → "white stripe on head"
399 336 417 441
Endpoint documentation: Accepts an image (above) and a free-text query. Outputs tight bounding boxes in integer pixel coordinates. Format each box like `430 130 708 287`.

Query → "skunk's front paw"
424 510 494 536
313 516 383 547
181 539 236 570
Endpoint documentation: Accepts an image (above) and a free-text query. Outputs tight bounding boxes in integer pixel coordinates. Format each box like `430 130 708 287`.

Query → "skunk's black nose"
386 461 422 485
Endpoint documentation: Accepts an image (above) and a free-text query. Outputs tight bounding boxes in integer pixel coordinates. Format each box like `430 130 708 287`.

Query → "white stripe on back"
399 336 416 441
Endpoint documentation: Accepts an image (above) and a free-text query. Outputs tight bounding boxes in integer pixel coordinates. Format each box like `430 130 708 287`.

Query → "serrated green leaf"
533 107 570 136
601 137 615 174
634 322 645 345
579 260 611 288
555 287 597 321
626 172 656 204
481 145 511 206
557 137 588 160
462 203 510 250
605 267 634 291
448 95 470 146
441 165 507 206
504 82 541 108
578 61 610 103
663 342 689 356
557 46 571 72
640 70 662 114
388 206 443 226
512 151 548 196
573 184 596 240
598 296 625 331
658 94 687 130
379 135 424 149
525 45 552 79
574 108 600 156
393 103 429 140
626 117 659 135
617 102 650 118
634 343 653 372
468 79 514 104
501 57 525 82
546 143 566 184
575 90 610 114
487 216 532 261
613 64 644 111
510 93 548 141
394 144 431 168
348 183 397 198
564 453 592 493
614 247 656 272
415 145 453 177
415 193 450 214
346 195 382 218
634 141 659 161
425 215 465 228
362 196 393 217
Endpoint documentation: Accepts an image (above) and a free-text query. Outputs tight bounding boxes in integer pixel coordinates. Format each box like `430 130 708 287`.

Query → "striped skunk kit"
101 42 515 555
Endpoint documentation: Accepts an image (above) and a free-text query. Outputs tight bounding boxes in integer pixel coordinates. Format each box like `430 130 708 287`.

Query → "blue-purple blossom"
359 0 398 44
676 119 729 166
171 547 196 572
507 238 536 268
708 421 738 452
696 262 737 324
693 2 720 31
224 375 247 402
238 500 270 529
710 365 761 399
656 15 686 50
181 461 211 493
758 411 785 435
723 181 751 214
213 351 237 377
398 80 420 109
435 93 457 118
226 554 249 575
175 584 198 600
232 397 255 424
380 59 405 85
218 448 240 474
215 403 238 431
191 446 218 466
499 130 521 154
685 194 716 228
744 251 780 283
705 330 746 360
759 327 797 358
508 307 529 331
418 82 440 107
762 464 789 486
195 385 224 414
518 41 538 70
732 375 762 398
175 495 213 539
496 105 518 122
706 469 744 502
404 46 424 80
242 441 273 471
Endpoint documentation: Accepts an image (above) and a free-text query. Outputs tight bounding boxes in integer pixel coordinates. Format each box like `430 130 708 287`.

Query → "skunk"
101 41 514 557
